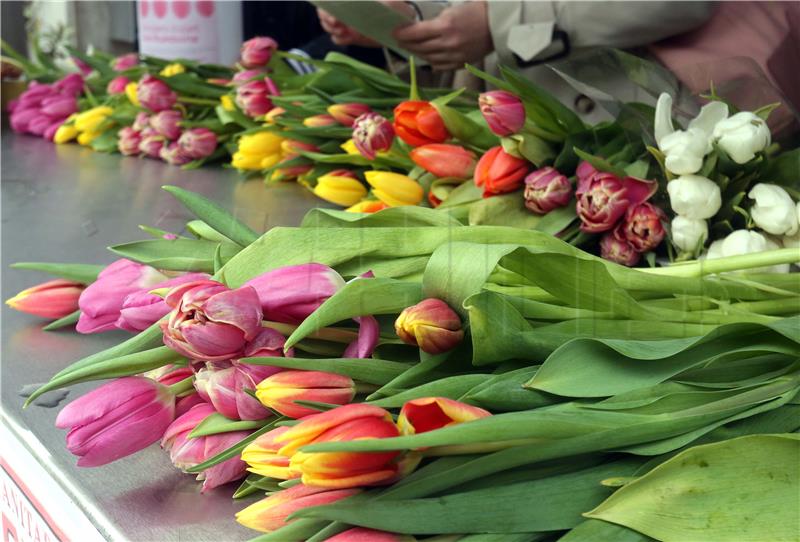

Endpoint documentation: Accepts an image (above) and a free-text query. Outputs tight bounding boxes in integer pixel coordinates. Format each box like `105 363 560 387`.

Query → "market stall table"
1 131 332 541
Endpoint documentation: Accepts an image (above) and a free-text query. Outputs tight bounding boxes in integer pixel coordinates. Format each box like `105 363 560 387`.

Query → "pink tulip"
107 76 131 95
328 102 371 127
619 202 667 253
576 171 657 233
40 95 77 117
150 109 182 140
178 127 217 159
343 315 380 359
113 53 139 71
236 77 279 118
5 279 84 319
160 142 194 166
56 376 176 467
27 114 53 136
325 528 414 542
160 280 263 362
116 272 210 332
132 112 151 131
600 228 641 266
232 69 264 84
53 73 84 96
523 167 573 214
255 370 355 419
117 127 142 156
139 132 165 158
10 107 41 133
77 259 169 334
244 263 345 324
137 75 177 112
576 160 597 182
240 36 278 69
352 112 395 160
479 90 525 136
161 403 251 491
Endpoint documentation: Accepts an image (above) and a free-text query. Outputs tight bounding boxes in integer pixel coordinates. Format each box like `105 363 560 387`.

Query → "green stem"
408 56 420 101
705 297 800 317
643 248 799 278
167 375 195 396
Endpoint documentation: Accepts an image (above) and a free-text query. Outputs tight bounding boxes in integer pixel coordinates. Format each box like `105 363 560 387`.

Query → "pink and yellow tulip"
256 370 356 419
395 298 464 355
6 278 84 319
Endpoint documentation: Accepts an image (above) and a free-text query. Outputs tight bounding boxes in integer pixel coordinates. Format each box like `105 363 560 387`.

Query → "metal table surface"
1 130 333 541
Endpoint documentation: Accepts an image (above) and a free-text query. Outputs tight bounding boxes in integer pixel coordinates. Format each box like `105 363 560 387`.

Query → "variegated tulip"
256 371 355 419
395 298 464 355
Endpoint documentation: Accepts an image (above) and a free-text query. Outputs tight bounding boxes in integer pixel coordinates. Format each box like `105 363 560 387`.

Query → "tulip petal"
56 376 164 428
654 92 674 145
343 315 380 359
203 286 263 340
398 397 490 435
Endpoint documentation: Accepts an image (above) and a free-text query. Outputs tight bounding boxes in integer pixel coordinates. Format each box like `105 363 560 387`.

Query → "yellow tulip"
364 171 424 207
77 130 101 146
125 82 140 106
232 151 265 171
220 95 235 112
238 131 284 156
159 63 186 77
264 107 285 125
340 139 360 156
313 174 368 207
53 122 79 144
74 106 113 133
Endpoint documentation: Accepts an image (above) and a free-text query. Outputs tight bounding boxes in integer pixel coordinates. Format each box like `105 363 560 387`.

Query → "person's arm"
490 1 713 67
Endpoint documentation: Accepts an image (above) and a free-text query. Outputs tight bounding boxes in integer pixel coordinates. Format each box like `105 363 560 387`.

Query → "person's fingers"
392 20 443 43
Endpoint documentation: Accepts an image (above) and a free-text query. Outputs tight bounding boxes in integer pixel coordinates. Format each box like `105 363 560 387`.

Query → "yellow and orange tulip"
255 370 355 419
241 426 296 480
397 397 491 436
395 298 464 354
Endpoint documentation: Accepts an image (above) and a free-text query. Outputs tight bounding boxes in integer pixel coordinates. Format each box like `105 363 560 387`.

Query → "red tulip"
178 127 218 159
398 397 490 435
474 146 529 197
393 101 449 147
236 77 279 118
410 143 476 178
325 528 414 542
137 75 177 112
619 202 667 252
107 76 130 95
150 110 182 140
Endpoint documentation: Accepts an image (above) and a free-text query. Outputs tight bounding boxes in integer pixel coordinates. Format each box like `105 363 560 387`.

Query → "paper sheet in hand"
311 1 413 57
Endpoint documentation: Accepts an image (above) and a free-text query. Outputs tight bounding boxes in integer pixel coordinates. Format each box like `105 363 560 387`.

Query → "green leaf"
301 207 461 228
162 185 259 247
368 374 489 408
186 219 234 243
188 412 268 438
517 133 555 166
431 101 497 149
560 520 655 542
532 204 577 235
11 262 104 284
42 310 81 331
573 148 627 177
186 419 286 473
585 434 800 542
435 180 483 209
468 193 541 229
240 357 412 386
109 238 241 273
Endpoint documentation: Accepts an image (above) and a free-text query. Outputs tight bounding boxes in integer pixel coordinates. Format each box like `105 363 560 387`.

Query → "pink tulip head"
107 75 131 95
479 90 525 136
138 132 165 158
244 263 345 324
40 95 77 118
410 143 476 179
9 107 40 134
255 370 356 419
160 142 194 166
352 112 395 160
113 53 139 71
117 127 142 156
115 272 210 332
328 102 372 127
576 171 657 233
137 75 177 112
53 73 84 96
619 202 667 253
600 228 641 267
27 114 53 136
193 363 272 421
240 36 279 69
5 278 84 319
523 167 573 214
161 403 251 491
132 112 151 132
395 298 464 355
149 109 183 139
77 259 169 334
326 528 415 542
55 376 175 467
160 280 263 362
233 69 264 85
178 127 217 159
236 78 279 118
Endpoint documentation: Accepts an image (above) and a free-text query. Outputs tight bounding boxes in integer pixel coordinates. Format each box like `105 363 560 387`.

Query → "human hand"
393 1 493 70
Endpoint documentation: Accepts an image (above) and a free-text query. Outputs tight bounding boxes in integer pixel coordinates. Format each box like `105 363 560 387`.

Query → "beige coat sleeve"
488 1 713 66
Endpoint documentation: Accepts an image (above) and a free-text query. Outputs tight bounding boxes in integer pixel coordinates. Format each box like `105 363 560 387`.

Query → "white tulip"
712 112 771 164
671 216 708 253
654 93 729 175
709 229 789 273
667 175 722 219
748 183 798 235
705 239 724 260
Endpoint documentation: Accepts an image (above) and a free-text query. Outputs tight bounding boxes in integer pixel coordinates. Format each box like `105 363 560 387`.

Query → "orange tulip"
410 144 476 179
393 101 449 147
6 279 84 319
398 397 491 436
474 146 530 197
241 426 297 480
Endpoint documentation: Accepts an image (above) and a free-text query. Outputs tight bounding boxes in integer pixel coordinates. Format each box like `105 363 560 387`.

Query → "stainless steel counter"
1 131 332 541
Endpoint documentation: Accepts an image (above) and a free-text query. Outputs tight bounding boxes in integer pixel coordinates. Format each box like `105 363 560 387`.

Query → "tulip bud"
232 130 284 170
161 402 251 491
474 146 529 197
352 112 395 160
523 167 573 214
303 114 337 127
314 170 367 207
160 142 194 166
393 101 449 147
479 90 525 136
73 106 113 134
233 69 265 85
192 363 276 421
125 82 140 106
113 53 139 71
395 298 464 355
600 229 640 267
264 106 286 124
713 111 771 164
117 127 142 156
137 75 177 112
236 484 360 533
40 95 77 118
53 122 79 144
56 377 175 467
256 371 355 419
363 171 424 207
659 128 709 175
236 78 279 118
116 272 209 332
671 216 708 253
107 75 130 95
748 183 798 236
6 279 84 319
619 202 667 253
178 127 218 159
139 132 165 158
328 102 371 127
274 404 403 489
53 73 84 96
240 36 279 69
161 280 263 361
576 172 657 233
398 397 490 436
132 112 151 132
241 426 296 479
410 144 476 179
150 109 183 140
712 230 790 273
159 63 186 77
346 200 389 213
666 174 722 220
